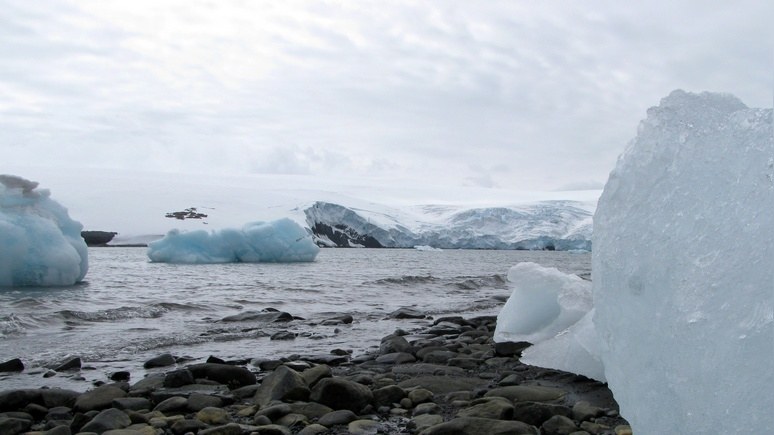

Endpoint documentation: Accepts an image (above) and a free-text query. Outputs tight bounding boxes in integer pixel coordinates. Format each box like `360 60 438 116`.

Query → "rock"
220 310 292 323
79 408 132 433
379 335 413 355
408 388 434 404
198 423 244 435
348 419 380 434
163 369 194 388
253 415 272 426
143 353 176 369
250 424 293 435
297 423 328 435
196 406 231 425
110 371 131 382
112 397 152 411
375 352 416 365
392 364 466 377
372 385 406 407
153 396 188 414
276 412 308 427
498 373 524 386
300 364 332 387
421 350 458 364
42 389 80 408
253 365 310 407
0 358 24 372
484 385 566 402
398 375 485 395
457 397 514 420
40 425 72 435
320 314 354 325
614 425 633 435
409 414 444 433
270 330 297 340
447 357 479 369
389 308 426 319
288 402 334 420
255 403 292 421
310 378 374 413
187 363 256 388
129 374 165 394
0 417 31 435
541 415 579 435
418 417 538 435
572 401 605 422
413 402 442 416
318 409 358 426
494 341 530 357
53 357 81 371
74 385 127 412
171 418 207 434
512 402 573 427
187 393 223 411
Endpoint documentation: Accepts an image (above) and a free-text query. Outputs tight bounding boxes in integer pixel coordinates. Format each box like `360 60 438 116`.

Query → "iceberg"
593 91 774 434
493 262 603 381
0 175 89 286
147 218 320 263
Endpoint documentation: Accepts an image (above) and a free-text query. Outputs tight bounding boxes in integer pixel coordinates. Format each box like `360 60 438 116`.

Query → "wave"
0 313 47 336
58 302 208 323
448 274 507 290
369 275 440 286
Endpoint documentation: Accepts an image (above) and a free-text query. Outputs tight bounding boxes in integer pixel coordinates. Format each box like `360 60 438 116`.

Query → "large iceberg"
147 218 320 263
0 175 89 286
594 91 774 433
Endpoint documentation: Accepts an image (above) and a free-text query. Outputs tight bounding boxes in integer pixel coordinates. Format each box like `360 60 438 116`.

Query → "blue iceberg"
0 175 89 286
147 218 320 263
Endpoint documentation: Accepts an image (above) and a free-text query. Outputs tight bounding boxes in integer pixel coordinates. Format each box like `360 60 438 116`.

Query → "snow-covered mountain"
305 200 593 250
2 166 599 250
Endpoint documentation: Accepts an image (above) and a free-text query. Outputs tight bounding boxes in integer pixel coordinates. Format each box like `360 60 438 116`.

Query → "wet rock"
198 423 244 435
372 385 405 407
413 402 442 416
320 314 354 325
74 385 127 412
418 417 538 435
421 350 457 364
494 341 531 357
270 331 297 340
277 412 308 427
196 406 230 425
408 388 434 405
110 371 131 382
53 357 81 372
375 352 416 365
0 358 24 372
112 397 152 412
512 402 573 427
457 396 514 420
389 308 426 319
153 396 188 414
129 374 165 395
297 423 327 435
79 408 131 433
220 310 292 323
254 365 310 407
572 401 605 422
143 353 176 369
392 364 465 377
171 418 207 434
255 403 292 421
310 378 373 413
379 335 413 355
187 363 256 388
187 393 224 411
409 414 444 433
300 364 332 388
398 375 485 395
348 419 380 434
484 385 566 402
0 416 31 435
288 402 334 420
163 369 194 388
541 415 579 435
318 409 357 426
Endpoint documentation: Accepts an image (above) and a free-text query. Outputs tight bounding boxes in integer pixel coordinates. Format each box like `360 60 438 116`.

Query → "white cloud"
1 0 771 193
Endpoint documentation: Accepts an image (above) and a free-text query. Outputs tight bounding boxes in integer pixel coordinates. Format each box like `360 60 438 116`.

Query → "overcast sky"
1 1 771 193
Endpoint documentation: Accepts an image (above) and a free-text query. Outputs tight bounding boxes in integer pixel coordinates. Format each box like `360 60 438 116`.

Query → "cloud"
1 0 771 193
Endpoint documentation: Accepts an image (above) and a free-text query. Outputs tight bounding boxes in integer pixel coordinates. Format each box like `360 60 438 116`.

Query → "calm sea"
0 247 589 391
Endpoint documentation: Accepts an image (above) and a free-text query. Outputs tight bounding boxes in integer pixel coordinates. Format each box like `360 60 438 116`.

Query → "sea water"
0 247 589 391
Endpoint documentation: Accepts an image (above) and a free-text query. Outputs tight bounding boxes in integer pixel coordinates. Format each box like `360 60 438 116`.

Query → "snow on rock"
147 218 320 263
0 175 89 286
305 200 593 250
593 90 774 434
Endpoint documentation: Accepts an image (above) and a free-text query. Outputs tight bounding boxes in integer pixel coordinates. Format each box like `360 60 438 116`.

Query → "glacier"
147 218 320 263
593 90 774 434
0 175 89 286
305 200 593 250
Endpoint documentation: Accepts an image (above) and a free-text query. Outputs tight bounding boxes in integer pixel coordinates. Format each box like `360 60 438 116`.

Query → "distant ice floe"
147 218 319 263
0 175 88 286
413 245 443 252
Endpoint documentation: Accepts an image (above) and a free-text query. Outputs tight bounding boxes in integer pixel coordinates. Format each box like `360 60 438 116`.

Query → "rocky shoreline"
0 314 631 435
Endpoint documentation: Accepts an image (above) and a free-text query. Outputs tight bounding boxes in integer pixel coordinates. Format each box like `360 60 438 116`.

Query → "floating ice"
594 90 774 434
147 218 320 263
0 175 88 286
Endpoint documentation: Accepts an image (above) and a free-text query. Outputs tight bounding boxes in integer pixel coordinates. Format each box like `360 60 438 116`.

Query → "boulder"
74 385 127 412
253 365 310 407
187 363 256 388
484 385 565 402
418 417 538 435
79 408 131 433
310 378 373 413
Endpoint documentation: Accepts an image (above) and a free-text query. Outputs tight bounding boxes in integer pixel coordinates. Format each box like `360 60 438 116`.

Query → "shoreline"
0 314 629 435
